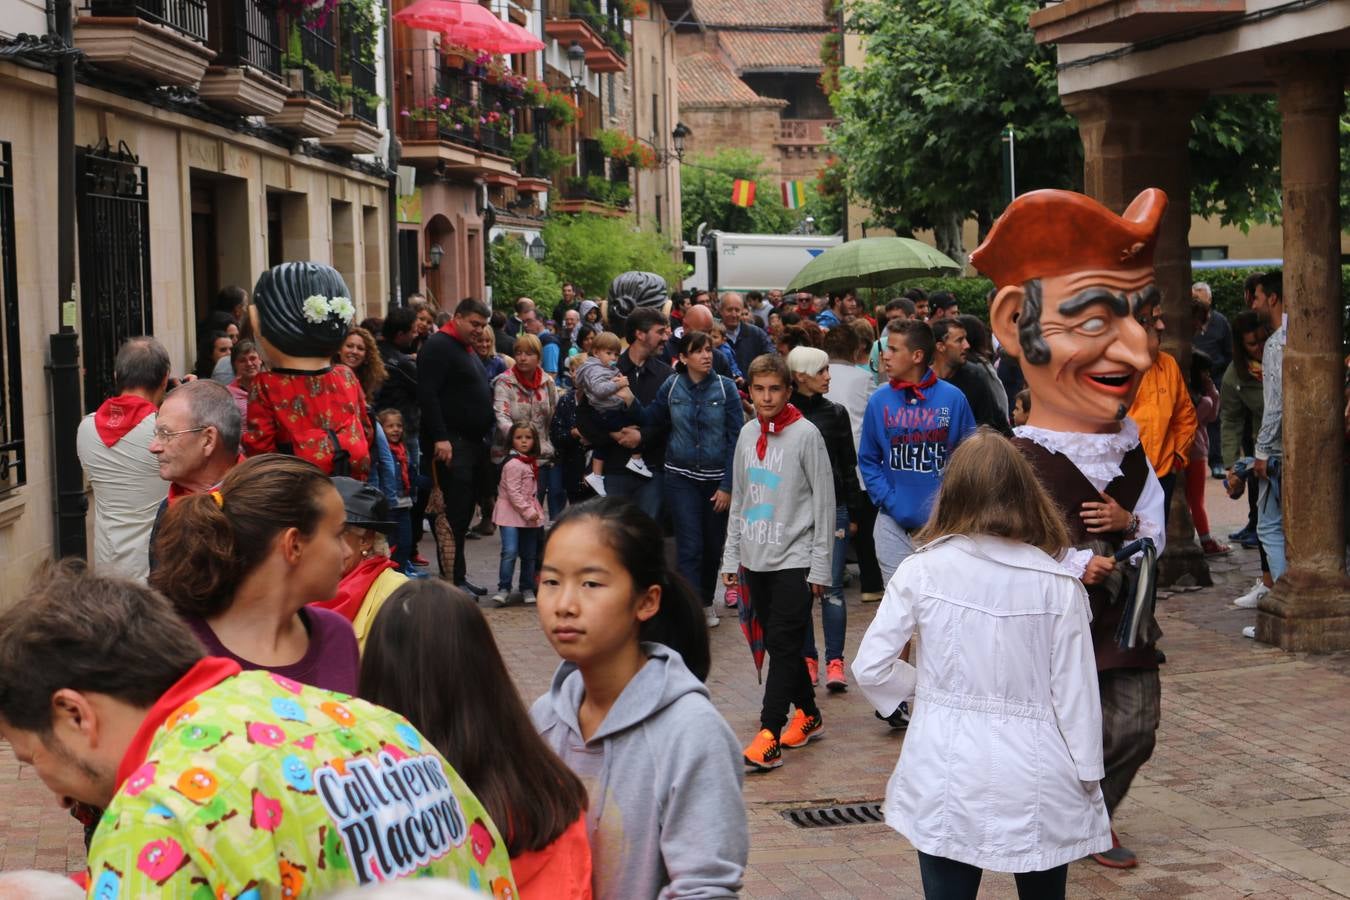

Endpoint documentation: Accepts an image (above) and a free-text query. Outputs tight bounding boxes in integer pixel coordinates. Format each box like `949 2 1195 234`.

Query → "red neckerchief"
889 368 938 403
511 450 539 482
388 440 411 493
93 395 156 447
756 403 804 460
512 364 544 400
166 456 241 503
115 657 241 790
315 555 399 623
440 318 473 348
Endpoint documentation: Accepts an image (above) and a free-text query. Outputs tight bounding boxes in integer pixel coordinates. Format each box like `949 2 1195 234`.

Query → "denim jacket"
639 372 743 490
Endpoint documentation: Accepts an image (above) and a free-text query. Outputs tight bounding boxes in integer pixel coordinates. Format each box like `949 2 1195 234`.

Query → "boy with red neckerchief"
722 354 836 771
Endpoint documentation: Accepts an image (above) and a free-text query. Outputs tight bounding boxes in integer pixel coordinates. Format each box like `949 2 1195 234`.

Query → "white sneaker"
522 589 536 605
626 456 654 478
1233 580 1270 609
584 472 607 496
1243 625 1257 639
705 607 720 627
490 591 509 607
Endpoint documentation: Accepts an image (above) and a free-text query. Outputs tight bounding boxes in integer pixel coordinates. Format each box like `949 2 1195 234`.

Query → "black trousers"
1099 667 1161 815
433 440 484 585
853 501 884 594
742 567 818 735
916 852 1067 900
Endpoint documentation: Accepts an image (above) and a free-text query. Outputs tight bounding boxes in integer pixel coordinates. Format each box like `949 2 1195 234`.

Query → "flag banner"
781 180 807 210
731 178 757 208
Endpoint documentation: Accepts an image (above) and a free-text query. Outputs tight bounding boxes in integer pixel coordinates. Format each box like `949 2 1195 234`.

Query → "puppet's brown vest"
1012 437 1159 672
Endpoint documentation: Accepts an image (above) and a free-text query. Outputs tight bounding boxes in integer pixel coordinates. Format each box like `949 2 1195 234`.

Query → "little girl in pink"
492 422 547 607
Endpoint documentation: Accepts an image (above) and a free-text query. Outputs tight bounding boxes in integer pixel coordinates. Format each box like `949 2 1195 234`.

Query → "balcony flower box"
543 18 604 53
74 15 216 85
320 116 383 153
267 95 342 137
516 176 550 194
198 65 289 115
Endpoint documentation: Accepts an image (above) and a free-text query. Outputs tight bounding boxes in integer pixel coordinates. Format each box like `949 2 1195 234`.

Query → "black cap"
929 291 958 311
332 476 396 534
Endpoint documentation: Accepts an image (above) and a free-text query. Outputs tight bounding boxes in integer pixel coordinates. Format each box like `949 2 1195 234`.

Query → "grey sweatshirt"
531 643 748 899
1256 323 1284 461
720 415 836 585
577 355 627 412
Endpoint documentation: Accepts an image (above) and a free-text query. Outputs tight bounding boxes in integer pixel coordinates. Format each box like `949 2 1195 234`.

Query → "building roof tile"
689 0 830 27
720 30 824 71
678 50 787 108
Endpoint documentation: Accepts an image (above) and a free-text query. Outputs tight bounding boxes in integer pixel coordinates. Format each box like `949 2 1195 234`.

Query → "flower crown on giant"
302 294 356 326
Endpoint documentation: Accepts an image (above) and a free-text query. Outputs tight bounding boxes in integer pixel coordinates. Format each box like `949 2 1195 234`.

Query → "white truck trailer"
682 229 843 293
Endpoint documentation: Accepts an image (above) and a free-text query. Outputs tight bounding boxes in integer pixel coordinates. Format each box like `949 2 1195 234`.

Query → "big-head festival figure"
971 188 1168 870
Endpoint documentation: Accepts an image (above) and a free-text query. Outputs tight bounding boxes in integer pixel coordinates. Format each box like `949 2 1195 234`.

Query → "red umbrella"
734 566 766 683
495 19 545 53
441 3 530 54
392 0 467 31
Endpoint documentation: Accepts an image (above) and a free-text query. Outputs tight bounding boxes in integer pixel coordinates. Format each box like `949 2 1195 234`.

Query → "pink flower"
400 109 411 117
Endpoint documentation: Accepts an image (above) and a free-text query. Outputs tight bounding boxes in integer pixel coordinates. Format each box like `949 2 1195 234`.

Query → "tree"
831 0 1082 265
540 214 683 303
488 237 562 314
679 148 803 241
1189 94 1282 231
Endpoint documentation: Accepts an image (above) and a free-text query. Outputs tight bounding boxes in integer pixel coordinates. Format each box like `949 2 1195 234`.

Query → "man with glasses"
146 379 242 570
76 337 172 581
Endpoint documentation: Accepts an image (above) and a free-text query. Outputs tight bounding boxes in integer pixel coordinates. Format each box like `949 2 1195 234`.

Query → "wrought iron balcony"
210 0 282 75
88 0 209 44
296 19 338 104
395 49 519 172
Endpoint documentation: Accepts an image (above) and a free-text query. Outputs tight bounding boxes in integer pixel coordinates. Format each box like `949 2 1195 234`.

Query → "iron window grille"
86 0 209 44
0 142 25 493
76 141 154 415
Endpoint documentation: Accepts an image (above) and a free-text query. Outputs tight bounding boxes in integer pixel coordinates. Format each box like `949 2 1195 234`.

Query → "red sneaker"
825 658 847 692
411 554 431 567
804 657 819 686
1090 829 1138 868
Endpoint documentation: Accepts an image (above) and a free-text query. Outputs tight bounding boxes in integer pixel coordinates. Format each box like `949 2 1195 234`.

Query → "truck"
682 227 843 294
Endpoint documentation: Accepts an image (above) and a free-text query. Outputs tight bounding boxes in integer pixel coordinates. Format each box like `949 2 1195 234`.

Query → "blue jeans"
539 463 566 520
664 472 729 606
604 466 664 520
804 505 848 662
498 526 542 591
390 508 413 571
1257 459 1286 581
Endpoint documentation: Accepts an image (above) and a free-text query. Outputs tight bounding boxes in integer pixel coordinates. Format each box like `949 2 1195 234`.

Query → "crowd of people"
14 182 1350 899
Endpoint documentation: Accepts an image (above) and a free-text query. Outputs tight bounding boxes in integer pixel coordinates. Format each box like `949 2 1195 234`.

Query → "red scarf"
388 440 411 493
756 403 804 460
115 657 241 790
511 450 539 482
440 318 472 347
889 368 938 403
316 555 399 623
93 395 157 447
513 364 544 400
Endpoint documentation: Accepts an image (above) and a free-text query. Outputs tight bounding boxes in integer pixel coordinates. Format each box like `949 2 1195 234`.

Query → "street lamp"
566 41 586 94
528 236 547 261
671 122 690 161
426 242 444 270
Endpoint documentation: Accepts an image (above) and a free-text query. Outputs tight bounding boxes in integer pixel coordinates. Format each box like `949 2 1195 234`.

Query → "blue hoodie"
858 370 976 529
531 643 748 900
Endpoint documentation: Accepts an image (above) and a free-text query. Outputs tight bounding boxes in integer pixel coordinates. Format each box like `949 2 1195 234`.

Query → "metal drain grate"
781 802 885 829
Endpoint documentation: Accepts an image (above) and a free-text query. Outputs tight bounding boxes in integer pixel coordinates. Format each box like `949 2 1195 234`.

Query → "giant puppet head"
970 188 1163 434
248 262 355 370
604 271 670 338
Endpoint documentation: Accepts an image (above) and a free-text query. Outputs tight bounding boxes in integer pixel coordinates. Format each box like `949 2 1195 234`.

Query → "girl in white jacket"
853 429 1111 900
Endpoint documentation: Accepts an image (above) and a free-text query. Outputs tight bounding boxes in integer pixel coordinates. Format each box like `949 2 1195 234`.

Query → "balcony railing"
87 0 209 42
396 49 517 157
297 19 338 104
342 15 377 123
211 0 282 75
544 0 626 53
776 118 836 147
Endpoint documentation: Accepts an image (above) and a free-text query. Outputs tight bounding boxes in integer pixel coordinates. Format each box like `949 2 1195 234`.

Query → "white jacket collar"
919 534 1080 578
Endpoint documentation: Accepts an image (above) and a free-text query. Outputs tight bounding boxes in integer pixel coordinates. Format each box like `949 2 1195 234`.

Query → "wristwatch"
1124 513 1140 537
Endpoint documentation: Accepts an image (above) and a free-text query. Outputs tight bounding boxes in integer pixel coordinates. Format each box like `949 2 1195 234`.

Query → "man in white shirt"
76 337 171 581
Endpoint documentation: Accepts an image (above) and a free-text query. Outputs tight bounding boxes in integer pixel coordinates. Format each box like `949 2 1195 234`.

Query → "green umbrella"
785 237 961 295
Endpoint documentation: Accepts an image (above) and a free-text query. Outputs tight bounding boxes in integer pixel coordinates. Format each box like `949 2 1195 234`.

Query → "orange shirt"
1128 350 1197 478
510 814 593 900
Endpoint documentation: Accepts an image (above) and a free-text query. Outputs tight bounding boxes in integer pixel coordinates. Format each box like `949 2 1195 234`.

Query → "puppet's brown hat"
970 188 1168 288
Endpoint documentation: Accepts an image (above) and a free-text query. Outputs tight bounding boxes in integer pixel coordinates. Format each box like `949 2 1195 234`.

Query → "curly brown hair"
337 326 386 396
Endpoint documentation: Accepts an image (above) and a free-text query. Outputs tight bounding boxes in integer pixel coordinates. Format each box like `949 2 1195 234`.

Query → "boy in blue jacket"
859 318 976 585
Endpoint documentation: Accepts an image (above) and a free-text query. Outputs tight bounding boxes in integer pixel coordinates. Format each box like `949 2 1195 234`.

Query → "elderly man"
1192 281 1232 476
973 187 1168 870
718 292 774 375
76 337 172 581
147 379 241 569
521 307 562 374
679 303 736 378
0 563 514 896
507 296 534 337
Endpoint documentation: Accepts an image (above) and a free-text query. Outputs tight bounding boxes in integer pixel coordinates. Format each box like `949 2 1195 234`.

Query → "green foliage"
831 0 1082 250
489 237 562 314
567 175 631 207
510 133 537 166
540 215 683 305
537 147 575 174
679 148 804 241
1189 95 1283 232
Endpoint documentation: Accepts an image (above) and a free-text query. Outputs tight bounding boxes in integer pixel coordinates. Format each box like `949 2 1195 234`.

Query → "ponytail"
149 454 332 619
546 497 713 681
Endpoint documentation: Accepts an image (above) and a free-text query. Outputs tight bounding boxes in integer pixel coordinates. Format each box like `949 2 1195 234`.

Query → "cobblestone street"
4 479 1350 897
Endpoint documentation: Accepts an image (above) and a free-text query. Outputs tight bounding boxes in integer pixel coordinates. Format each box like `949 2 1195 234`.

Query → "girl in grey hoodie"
532 497 749 899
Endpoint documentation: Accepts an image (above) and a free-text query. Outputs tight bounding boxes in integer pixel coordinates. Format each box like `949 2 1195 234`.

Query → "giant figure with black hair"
242 261 374 478
605 270 670 339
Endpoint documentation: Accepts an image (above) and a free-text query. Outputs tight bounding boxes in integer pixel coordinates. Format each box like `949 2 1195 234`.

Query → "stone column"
1257 55 1350 651
1063 89 1211 587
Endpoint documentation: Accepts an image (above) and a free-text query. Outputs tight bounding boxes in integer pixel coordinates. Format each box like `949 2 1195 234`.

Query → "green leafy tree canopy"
540 215 683 305
680 148 806 241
